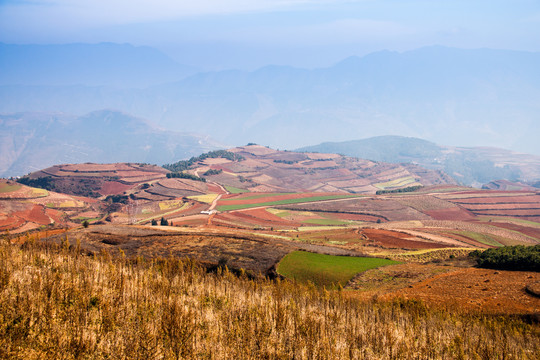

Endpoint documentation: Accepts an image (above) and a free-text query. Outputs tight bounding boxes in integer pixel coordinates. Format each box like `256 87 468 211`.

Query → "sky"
1 0 540 69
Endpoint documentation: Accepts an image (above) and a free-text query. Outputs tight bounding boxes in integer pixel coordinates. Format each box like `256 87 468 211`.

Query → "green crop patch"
0 183 22 193
302 218 351 226
277 251 399 289
224 186 249 194
217 194 358 211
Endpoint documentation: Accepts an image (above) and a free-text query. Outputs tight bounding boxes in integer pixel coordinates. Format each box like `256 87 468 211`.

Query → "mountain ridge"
0 110 224 178
297 136 540 187
1 45 538 154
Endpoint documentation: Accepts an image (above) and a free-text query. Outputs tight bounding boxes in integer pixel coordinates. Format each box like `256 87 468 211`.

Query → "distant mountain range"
297 136 540 187
1 44 539 154
0 110 223 178
0 42 197 88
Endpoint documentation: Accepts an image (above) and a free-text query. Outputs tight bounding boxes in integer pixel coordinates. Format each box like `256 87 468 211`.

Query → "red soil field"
234 208 300 226
383 268 540 314
100 181 133 196
448 194 540 204
215 210 300 228
472 209 540 217
362 228 450 249
207 183 226 194
424 207 476 221
21 204 51 225
458 203 540 210
0 216 25 230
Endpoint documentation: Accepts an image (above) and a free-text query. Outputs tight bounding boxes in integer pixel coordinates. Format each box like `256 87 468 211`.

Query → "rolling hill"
170 144 456 193
0 110 223 178
297 136 540 187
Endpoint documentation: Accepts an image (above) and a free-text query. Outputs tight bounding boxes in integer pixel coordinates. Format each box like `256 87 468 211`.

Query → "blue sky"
1 0 540 69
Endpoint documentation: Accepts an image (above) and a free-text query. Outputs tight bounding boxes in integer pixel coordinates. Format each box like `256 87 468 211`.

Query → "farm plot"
374 176 421 191
216 193 358 211
280 197 430 222
382 267 540 314
277 251 399 289
360 228 452 250
421 220 539 246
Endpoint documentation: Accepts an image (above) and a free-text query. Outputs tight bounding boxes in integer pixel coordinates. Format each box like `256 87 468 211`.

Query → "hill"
169 145 456 194
0 110 223 178
1 46 539 154
297 136 540 187
0 42 197 87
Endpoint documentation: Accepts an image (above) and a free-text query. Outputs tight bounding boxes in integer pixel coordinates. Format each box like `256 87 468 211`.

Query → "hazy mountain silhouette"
0 110 223 177
297 136 540 187
1 45 539 154
0 42 197 88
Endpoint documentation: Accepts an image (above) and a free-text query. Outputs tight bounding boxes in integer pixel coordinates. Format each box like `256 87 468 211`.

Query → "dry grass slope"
0 237 538 359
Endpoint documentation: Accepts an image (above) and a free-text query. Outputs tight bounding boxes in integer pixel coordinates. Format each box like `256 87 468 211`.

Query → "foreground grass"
0 239 538 359
277 251 399 289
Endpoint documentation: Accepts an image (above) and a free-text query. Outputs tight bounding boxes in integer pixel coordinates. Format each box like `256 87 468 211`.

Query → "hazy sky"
1 0 540 69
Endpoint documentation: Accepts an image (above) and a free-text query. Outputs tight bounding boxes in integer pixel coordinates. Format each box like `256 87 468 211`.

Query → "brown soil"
361 228 450 249
382 268 540 314
477 221 540 240
425 207 476 221
100 181 133 196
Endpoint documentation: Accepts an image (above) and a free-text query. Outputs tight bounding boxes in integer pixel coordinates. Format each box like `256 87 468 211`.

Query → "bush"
470 245 540 271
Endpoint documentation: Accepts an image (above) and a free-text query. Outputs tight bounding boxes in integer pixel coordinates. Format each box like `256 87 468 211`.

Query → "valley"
1 145 538 317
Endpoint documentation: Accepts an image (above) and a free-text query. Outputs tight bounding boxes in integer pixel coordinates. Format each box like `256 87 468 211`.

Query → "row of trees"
163 150 245 172
151 217 171 226
166 172 206 182
376 185 423 195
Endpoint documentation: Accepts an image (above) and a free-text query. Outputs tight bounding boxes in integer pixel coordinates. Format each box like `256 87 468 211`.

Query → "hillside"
297 136 540 187
173 145 456 193
1 46 539 154
0 178 99 233
0 110 223 178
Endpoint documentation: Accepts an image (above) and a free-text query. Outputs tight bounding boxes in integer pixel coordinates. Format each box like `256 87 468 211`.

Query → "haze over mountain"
1 45 539 155
0 43 197 88
0 110 223 178
298 136 540 187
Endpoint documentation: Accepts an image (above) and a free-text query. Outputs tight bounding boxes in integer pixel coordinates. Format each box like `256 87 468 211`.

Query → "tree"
82 220 89 228
151 219 158 226
160 217 169 226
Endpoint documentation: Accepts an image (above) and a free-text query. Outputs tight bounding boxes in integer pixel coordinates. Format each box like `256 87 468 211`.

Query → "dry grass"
0 236 538 359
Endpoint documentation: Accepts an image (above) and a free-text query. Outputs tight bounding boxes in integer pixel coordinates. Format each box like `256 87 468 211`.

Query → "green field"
277 251 399 289
374 176 420 190
446 230 504 247
0 183 21 193
224 186 249 194
302 218 351 226
217 194 358 211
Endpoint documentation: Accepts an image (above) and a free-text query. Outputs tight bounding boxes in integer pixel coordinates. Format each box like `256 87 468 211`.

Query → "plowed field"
361 228 450 249
383 268 540 314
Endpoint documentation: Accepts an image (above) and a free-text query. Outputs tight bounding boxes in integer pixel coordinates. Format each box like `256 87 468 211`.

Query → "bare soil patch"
361 228 450 249
383 268 540 314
